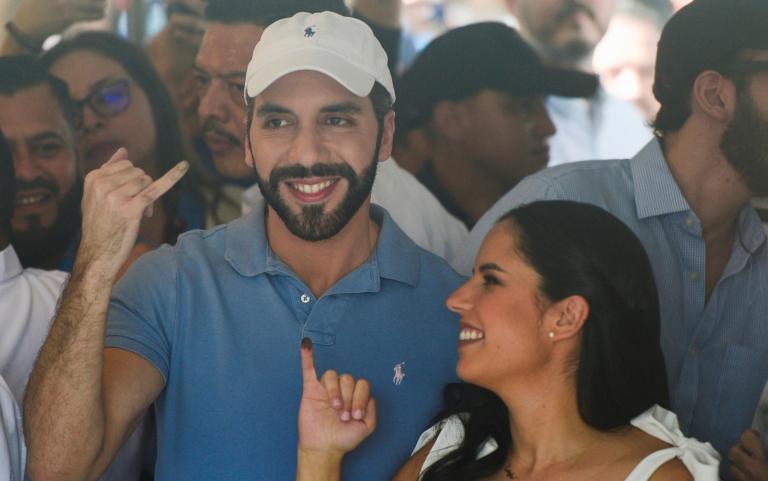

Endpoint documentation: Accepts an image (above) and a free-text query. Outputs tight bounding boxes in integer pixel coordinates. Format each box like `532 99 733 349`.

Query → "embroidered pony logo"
393 362 406 385
304 26 317 38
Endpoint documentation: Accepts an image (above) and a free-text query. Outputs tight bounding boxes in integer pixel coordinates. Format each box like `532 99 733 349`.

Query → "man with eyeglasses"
456 1 768 477
0 55 81 271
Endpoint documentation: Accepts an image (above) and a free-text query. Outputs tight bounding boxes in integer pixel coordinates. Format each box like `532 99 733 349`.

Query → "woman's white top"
412 405 720 481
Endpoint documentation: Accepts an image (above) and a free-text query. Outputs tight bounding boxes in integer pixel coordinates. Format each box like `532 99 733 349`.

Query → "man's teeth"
293 180 334 194
459 328 484 341
16 194 47 205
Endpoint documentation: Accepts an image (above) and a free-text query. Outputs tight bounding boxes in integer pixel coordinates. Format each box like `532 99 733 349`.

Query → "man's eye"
193 74 210 88
482 274 500 287
34 142 63 157
264 118 289 129
326 117 351 126
228 82 245 93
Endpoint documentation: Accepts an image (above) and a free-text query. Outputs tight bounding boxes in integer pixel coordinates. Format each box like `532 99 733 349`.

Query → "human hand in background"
10 0 106 46
297 338 376 471
75 147 188 280
729 429 768 481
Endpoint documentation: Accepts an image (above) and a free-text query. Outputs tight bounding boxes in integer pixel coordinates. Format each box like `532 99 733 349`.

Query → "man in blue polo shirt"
24 11 462 481
456 0 768 477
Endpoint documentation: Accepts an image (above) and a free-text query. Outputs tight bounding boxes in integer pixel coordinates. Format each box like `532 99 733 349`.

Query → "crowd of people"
0 0 767 480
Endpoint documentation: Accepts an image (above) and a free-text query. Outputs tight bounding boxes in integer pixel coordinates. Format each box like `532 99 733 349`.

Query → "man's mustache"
201 118 242 146
555 1 596 23
16 178 60 196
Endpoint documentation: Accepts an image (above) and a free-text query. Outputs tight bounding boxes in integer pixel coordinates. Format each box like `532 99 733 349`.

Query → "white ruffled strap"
630 405 721 480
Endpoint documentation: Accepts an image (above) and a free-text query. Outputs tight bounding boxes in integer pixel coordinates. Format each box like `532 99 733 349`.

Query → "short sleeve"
105 245 178 382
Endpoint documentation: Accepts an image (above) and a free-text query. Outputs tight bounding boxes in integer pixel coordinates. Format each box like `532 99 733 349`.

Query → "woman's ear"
544 295 589 342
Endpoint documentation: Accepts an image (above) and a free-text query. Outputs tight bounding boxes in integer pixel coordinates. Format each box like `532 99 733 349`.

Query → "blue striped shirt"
454 139 768 460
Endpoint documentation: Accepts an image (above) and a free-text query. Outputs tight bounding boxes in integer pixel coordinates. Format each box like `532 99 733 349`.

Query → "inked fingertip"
301 337 312 350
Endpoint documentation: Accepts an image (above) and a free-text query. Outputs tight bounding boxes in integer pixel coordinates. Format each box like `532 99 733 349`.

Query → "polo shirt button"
688 347 697 357
685 217 694 227
689 272 699 281
300 294 311 304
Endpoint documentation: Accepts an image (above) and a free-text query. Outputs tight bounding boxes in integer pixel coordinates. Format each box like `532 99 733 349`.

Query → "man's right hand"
76 147 188 279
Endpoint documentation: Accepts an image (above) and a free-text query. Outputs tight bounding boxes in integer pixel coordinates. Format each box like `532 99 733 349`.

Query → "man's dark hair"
0 55 78 131
204 0 349 25
0 130 14 234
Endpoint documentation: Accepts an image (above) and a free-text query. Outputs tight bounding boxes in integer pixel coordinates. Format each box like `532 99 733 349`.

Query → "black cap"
396 22 598 133
654 0 768 107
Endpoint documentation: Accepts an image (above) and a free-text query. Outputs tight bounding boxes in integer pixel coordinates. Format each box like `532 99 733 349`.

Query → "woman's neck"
495 370 607 477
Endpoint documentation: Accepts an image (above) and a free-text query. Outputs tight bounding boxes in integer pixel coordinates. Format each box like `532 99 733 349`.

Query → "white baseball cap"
244 11 395 104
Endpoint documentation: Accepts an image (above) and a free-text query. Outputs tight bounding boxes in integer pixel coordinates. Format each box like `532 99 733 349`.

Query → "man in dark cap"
457 1 768 476
394 22 595 227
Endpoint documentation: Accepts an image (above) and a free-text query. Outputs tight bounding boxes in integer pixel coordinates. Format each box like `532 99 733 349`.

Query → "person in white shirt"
0 374 24 481
504 0 652 166
0 129 67 404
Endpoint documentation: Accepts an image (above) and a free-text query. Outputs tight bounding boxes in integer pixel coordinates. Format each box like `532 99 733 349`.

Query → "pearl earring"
548 331 555 339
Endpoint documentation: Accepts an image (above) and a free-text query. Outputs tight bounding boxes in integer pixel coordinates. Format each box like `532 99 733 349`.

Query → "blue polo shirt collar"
224 203 420 289
630 138 691 220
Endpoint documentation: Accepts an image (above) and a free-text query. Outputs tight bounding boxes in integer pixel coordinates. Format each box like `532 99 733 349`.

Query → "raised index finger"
300 337 319 386
135 161 189 205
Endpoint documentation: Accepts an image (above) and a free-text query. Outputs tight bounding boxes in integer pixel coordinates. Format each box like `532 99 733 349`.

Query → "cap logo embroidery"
393 362 406 385
304 26 317 38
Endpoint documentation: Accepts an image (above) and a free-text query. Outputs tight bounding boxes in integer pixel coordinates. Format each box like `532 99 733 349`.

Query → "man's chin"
212 154 253 181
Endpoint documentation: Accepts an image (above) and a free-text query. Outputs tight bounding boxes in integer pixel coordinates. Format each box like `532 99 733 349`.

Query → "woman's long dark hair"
41 31 203 241
422 200 669 481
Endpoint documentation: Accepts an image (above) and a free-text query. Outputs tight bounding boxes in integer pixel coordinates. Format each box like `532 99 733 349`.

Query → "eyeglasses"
73 79 131 130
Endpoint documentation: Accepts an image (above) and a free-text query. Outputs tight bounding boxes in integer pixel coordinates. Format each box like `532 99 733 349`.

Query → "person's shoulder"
646 459 693 481
530 158 632 188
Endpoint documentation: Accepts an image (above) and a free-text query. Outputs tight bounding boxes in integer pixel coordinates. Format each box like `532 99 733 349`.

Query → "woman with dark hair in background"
295 201 720 481
41 31 205 274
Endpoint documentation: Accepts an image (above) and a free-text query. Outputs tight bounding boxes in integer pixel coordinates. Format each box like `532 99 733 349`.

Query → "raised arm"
23 148 188 481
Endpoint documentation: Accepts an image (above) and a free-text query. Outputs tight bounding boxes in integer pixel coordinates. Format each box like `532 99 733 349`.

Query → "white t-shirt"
413 405 720 481
0 244 67 404
242 157 469 261
0 375 23 481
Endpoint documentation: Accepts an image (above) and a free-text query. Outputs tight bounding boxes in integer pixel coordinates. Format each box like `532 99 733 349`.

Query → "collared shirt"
0 375 24 481
455 139 768 460
547 86 652 167
241 158 469 261
106 204 463 481
0 245 66 404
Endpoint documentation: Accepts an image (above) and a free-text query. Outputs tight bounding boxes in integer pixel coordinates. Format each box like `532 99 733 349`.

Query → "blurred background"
0 0 694 121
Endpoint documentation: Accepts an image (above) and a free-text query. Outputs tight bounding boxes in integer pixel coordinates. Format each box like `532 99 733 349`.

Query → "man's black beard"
254 157 378 242
720 88 768 197
11 181 82 269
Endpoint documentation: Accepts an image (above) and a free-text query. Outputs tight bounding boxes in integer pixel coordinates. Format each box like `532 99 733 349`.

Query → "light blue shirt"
106 204 462 481
547 87 652 167
455 139 768 459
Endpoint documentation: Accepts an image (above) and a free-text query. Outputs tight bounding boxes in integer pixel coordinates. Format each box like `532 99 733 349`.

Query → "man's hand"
9 0 106 46
298 338 376 457
76 147 188 279
729 429 768 481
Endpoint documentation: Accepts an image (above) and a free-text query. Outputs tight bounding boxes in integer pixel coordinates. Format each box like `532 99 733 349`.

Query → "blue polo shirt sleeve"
105 245 178 382
452 175 562 275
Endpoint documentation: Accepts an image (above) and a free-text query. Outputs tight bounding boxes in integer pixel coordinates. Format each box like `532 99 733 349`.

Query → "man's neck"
427 148 515 226
265 201 380 298
518 28 595 73
663 128 750 234
0 233 8 252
